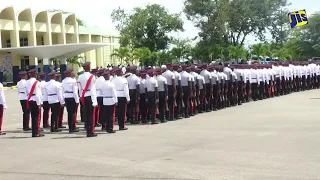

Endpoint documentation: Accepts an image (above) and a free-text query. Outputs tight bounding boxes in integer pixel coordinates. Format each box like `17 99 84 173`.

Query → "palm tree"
132 48 151 66
250 43 269 58
228 45 246 60
66 56 83 71
110 47 131 66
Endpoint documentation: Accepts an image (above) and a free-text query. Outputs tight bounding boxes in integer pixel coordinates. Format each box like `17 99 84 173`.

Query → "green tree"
132 48 152 66
66 55 83 70
111 4 184 51
250 43 269 58
228 45 246 60
110 47 131 65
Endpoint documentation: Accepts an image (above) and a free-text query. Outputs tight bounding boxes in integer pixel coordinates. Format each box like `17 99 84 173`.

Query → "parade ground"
0 89 320 180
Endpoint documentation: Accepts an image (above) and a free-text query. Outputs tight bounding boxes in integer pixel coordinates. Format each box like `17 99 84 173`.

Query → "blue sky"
2 0 319 46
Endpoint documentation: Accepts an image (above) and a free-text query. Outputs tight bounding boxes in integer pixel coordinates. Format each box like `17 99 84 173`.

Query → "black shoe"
51 129 62 132
161 120 167 123
185 116 190 118
119 127 128 131
23 128 32 131
0 132 6 135
95 124 102 127
151 122 159 125
59 126 66 129
69 129 79 133
32 134 45 137
107 129 116 133
87 133 98 137
190 114 195 116
101 127 107 131
43 125 51 128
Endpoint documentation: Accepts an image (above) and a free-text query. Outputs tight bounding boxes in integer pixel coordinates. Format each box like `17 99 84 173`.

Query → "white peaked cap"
161 65 167 68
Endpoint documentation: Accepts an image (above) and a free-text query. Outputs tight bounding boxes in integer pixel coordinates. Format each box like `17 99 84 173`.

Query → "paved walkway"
1 89 320 180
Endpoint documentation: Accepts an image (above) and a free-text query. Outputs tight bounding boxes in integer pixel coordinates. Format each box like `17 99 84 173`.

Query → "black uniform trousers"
166 85 174 120
182 86 190 118
102 104 115 130
275 77 281 96
302 75 306 90
58 106 64 127
50 102 60 130
97 97 103 125
245 80 250 101
232 82 237 105
199 89 205 112
0 105 3 132
128 89 137 123
212 84 218 110
205 83 211 111
116 97 127 129
20 100 30 129
29 101 41 136
65 98 77 131
80 101 85 122
42 101 50 127
259 81 264 100
158 91 166 121
251 83 258 101
83 96 96 135
175 87 182 118
147 92 157 122
307 75 311 90
237 81 243 105
139 93 147 122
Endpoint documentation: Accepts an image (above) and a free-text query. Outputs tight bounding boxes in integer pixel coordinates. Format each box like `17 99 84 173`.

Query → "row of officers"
0 61 319 137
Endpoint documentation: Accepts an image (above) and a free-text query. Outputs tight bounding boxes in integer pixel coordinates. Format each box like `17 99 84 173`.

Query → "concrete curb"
3 86 17 90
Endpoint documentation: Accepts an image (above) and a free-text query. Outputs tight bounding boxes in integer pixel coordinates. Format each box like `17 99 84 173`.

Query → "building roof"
0 43 115 59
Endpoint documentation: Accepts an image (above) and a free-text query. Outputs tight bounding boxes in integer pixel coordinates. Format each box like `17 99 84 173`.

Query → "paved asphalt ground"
1 89 320 180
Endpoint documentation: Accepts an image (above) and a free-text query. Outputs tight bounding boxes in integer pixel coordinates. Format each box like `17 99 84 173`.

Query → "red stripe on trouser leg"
47 107 50 125
0 107 3 132
74 104 78 127
112 105 116 129
37 107 42 134
97 106 100 125
92 107 96 133
28 113 30 128
60 108 64 125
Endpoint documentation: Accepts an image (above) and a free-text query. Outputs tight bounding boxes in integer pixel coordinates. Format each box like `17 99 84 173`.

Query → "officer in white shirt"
78 62 98 137
0 82 7 135
162 64 176 121
127 66 140 124
172 65 183 119
200 64 212 112
101 71 117 133
77 71 85 122
44 72 65 132
95 68 106 129
55 74 66 129
26 69 44 137
156 68 168 123
195 68 206 112
39 73 50 129
190 66 201 114
139 72 148 123
250 66 259 101
234 66 243 105
62 69 80 133
223 64 233 106
185 67 196 116
180 65 192 118
111 67 130 130
145 70 159 124
17 71 31 131
229 66 238 106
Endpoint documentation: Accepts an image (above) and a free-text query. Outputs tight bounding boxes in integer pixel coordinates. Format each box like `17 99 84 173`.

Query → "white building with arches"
0 6 120 84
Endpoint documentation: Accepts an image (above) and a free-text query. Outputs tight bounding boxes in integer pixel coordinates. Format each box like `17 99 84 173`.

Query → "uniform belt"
48 94 57 96
251 78 257 79
103 96 113 98
116 90 124 91
19 92 25 94
64 91 73 93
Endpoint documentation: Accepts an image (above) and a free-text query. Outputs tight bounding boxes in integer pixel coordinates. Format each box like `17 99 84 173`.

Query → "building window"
20 38 28 47
38 59 42 64
41 37 44 45
6 40 11 48
21 56 30 71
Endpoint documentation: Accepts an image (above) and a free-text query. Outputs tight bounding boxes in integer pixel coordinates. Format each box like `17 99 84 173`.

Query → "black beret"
19 71 27 75
77 71 84 75
101 71 110 77
48 72 56 76
130 66 138 70
98 68 106 74
28 69 36 73
64 69 73 75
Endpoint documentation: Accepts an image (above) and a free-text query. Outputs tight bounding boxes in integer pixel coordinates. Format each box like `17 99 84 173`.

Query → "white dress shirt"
197 75 205 89
156 75 167 92
139 79 146 94
0 83 7 108
95 76 105 97
145 77 158 92
173 71 181 85
200 69 212 84
62 77 80 103
162 70 175 85
17 79 28 100
127 74 140 90
44 79 65 105
102 80 118 106
180 71 191 87
26 77 42 106
78 72 98 106
40 80 47 102
111 76 130 102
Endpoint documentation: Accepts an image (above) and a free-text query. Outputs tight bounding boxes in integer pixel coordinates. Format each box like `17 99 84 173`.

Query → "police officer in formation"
3 60 320 138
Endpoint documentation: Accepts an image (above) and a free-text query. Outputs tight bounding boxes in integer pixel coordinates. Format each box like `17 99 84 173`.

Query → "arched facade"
0 7 120 84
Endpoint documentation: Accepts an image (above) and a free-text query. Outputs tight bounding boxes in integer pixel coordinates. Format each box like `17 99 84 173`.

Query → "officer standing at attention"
55 74 66 129
127 66 140 124
26 69 44 137
0 81 7 135
39 73 50 128
180 65 192 118
62 69 80 133
200 64 212 112
162 64 176 121
172 65 183 119
156 68 168 123
145 70 159 124
77 71 85 123
78 62 98 137
139 72 148 123
111 67 130 130
101 71 117 133
17 71 31 131
95 68 106 129
44 72 65 132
